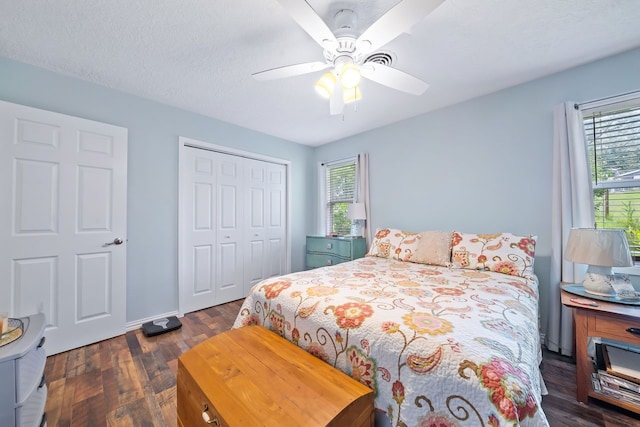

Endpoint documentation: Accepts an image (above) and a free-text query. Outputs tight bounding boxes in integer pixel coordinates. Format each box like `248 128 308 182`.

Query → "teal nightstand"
305 236 367 269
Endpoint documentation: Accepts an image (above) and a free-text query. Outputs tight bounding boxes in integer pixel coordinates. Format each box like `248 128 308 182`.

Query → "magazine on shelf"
599 371 640 395
598 384 640 406
592 372 640 405
592 343 640 407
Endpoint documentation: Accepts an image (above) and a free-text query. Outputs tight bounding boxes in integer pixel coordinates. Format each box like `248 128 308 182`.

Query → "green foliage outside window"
594 190 640 259
326 161 356 236
331 202 352 235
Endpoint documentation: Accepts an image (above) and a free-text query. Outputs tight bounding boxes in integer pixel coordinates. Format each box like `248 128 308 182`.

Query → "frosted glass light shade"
343 86 362 104
347 202 366 220
340 62 361 88
564 228 633 267
315 72 336 99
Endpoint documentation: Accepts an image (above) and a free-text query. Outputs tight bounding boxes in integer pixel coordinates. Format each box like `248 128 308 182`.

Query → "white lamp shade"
564 228 633 267
347 203 366 220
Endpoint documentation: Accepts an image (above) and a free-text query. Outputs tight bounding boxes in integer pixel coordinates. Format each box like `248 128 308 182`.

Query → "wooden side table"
561 289 640 414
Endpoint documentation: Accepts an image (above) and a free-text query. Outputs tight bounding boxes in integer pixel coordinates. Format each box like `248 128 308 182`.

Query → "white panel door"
215 153 244 304
244 159 267 293
244 159 287 294
180 147 217 314
0 101 127 355
180 148 244 313
266 162 287 278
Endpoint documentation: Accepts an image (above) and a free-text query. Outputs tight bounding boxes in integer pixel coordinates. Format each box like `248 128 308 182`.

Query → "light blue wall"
0 57 315 323
2 48 639 326
314 47 640 327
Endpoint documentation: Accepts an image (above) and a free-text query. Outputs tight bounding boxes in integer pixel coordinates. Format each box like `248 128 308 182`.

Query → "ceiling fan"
252 0 445 115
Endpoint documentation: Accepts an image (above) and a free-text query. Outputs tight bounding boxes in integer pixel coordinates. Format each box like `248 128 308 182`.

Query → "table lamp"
347 203 366 237
564 228 633 296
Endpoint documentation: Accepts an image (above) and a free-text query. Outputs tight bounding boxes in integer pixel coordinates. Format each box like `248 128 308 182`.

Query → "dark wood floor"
44 299 640 426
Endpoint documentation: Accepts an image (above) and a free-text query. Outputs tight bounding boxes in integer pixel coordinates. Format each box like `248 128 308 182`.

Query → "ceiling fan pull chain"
352 87 358 112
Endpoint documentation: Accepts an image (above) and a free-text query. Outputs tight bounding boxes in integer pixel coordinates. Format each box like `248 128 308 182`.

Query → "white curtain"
546 102 595 356
357 153 372 247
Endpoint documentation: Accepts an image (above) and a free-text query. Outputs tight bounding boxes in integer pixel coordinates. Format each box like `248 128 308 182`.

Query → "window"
582 95 640 266
324 159 357 236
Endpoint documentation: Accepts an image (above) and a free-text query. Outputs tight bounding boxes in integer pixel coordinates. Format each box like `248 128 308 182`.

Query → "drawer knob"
627 327 640 337
202 404 220 425
326 259 332 266
326 243 332 249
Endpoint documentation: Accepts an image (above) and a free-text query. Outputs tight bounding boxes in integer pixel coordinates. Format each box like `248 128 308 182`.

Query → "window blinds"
325 161 356 235
583 104 640 262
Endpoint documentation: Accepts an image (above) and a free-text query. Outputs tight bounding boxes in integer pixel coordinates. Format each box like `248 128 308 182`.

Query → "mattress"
233 256 549 426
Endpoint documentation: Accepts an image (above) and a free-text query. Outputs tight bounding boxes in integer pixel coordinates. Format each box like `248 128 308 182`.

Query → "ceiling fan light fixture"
339 62 361 89
343 85 362 104
314 72 336 99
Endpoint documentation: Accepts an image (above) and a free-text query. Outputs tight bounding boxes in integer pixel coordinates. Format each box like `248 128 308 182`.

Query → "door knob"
104 238 124 246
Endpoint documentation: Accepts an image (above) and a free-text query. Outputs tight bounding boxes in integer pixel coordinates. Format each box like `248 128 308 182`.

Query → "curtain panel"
357 152 372 247
546 102 595 356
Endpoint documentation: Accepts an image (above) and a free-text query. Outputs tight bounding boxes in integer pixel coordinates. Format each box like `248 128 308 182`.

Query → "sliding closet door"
264 161 287 278
179 138 290 315
244 159 287 294
181 147 217 313
181 148 245 312
215 153 244 304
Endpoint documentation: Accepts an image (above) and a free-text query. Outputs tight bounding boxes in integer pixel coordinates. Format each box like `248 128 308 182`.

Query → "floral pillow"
450 231 537 279
408 231 453 267
367 228 420 262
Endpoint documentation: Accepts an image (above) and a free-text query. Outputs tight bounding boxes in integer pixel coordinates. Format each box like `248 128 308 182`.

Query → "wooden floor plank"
44 298 640 427
111 348 145 406
72 369 104 402
71 393 107 427
45 377 66 427
101 367 121 415
65 347 87 378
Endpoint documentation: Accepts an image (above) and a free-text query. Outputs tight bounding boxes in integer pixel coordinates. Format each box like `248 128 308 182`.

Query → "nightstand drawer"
305 236 367 269
592 311 640 346
15 383 46 427
0 314 46 427
306 253 348 268
16 346 46 404
306 237 353 257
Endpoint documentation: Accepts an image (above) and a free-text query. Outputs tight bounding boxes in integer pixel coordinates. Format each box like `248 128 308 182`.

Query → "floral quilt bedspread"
233 257 549 426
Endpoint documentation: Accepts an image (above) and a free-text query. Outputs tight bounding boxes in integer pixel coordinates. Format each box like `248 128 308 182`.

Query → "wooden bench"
177 325 374 426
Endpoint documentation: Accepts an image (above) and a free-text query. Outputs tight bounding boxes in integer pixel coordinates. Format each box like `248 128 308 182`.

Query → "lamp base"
582 265 615 296
350 220 364 237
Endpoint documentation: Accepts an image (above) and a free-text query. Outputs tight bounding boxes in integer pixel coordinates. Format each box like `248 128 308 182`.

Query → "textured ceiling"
1 1 640 146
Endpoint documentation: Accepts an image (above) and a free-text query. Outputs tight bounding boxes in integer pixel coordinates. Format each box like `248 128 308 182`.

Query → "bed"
233 229 549 426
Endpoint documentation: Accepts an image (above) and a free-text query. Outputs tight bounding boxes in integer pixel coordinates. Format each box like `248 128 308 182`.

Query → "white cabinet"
0 313 47 427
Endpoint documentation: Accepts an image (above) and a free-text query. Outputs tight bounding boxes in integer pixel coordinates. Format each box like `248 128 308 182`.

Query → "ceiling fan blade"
356 0 444 53
276 0 338 49
360 63 429 95
330 82 344 115
252 61 330 80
